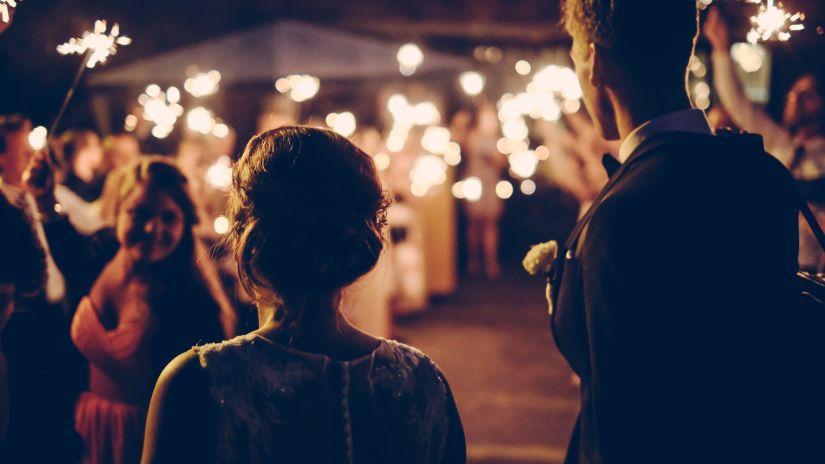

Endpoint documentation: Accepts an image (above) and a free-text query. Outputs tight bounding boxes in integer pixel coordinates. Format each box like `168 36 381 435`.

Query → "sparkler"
50 20 131 143
1 0 18 24
57 20 132 68
748 0 805 44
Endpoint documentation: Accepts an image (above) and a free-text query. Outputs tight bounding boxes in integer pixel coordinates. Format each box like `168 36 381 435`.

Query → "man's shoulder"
619 132 794 190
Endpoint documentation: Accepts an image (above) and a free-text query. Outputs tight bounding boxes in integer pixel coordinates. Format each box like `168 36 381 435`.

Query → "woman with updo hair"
143 126 466 464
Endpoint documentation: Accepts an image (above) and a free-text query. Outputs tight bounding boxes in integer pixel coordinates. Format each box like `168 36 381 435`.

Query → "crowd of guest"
1 3 824 463
0 111 466 463
0 115 239 463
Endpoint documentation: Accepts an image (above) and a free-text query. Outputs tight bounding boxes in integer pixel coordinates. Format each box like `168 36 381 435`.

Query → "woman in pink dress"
39 157 235 464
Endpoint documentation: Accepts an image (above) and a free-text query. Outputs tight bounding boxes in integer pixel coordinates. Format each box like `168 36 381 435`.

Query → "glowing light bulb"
459 71 485 96
495 181 514 200
462 177 483 202
213 216 230 235
28 126 47 151
515 60 532 76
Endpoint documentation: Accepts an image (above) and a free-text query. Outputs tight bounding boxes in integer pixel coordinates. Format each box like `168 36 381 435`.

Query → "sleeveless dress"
192 334 462 463
71 297 154 464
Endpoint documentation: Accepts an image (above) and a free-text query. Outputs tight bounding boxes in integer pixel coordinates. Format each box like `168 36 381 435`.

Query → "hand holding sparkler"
24 147 60 218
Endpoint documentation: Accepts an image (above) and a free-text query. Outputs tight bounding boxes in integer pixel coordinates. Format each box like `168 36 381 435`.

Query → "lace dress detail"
194 334 454 464
372 339 450 462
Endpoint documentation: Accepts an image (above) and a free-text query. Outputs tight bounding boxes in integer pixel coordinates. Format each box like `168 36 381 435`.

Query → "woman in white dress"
142 126 466 464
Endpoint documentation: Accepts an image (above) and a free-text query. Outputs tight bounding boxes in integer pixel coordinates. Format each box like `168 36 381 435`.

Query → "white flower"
522 240 558 276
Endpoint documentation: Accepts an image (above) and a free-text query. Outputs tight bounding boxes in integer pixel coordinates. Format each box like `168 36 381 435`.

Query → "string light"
459 71 485 96
409 155 447 197
187 106 216 134
275 74 320 102
213 216 230 235
461 177 483 202
184 70 221 97
205 155 233 191
397 43 424 76
326 111 357 137
137 85 183 139
28 125 47 151
520 179 537 195
495 181 514 200
515 60 532 76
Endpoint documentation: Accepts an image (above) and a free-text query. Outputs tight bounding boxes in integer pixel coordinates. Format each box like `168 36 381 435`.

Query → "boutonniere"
522 240 558 277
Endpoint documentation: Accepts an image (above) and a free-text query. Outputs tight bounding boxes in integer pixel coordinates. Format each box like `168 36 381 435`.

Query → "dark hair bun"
229 126 388 304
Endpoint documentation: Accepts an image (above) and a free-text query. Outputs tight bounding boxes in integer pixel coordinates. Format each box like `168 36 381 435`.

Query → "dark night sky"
1 0 823 129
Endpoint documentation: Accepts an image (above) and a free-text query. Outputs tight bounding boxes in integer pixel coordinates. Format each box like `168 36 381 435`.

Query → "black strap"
799 195 825 254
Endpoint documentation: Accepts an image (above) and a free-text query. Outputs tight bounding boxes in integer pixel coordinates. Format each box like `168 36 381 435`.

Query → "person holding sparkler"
28 155 235 464
705 6 825 272
0 114 82 463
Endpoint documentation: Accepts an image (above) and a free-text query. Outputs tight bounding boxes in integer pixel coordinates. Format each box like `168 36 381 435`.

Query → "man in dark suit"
551 1 818 462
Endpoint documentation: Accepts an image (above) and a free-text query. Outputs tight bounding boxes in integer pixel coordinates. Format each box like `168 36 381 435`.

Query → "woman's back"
189 333 462 463
142 127 465 463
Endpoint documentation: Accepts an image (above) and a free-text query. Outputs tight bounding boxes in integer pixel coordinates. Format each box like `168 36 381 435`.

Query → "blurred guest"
175 137 230 240
142 127 465 463
463 103 508 279
386 196 428 316
0 114 80 463
59 129 105 202
102 133 141 172
705 8 825 270
34 156 235 464
0 193 46 446
538 111 618 214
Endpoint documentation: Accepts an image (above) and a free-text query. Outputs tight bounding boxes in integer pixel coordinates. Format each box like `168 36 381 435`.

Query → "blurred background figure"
0 114 80 463
59 129 105 203
0 193 47 453
462 103 507 279
705 7 825 271
538 111 618 215
52 129 108 235
102 133 141 172
386 195 428 316
35 156 235 464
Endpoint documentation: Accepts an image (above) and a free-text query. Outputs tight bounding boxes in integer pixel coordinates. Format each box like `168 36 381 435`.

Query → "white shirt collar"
618 108 712 162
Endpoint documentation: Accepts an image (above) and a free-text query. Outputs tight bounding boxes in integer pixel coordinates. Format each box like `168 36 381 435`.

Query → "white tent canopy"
88 20 469 86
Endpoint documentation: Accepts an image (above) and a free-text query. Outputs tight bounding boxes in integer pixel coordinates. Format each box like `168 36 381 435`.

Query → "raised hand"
704 7 731 52
24 148 59 214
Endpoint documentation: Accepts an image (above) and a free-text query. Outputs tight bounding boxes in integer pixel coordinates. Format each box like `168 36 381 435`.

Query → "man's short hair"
563 0 699 85
0 114 29 154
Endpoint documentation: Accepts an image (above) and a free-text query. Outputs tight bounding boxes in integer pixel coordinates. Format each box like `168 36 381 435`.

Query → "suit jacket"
551 132 813 463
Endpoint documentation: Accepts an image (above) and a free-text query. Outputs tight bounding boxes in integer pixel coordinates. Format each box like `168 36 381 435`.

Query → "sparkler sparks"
748 0 805 44
57 20 132 68
1 0 18 24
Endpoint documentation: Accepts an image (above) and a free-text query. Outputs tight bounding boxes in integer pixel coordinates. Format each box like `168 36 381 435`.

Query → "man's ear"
588 42 601 87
